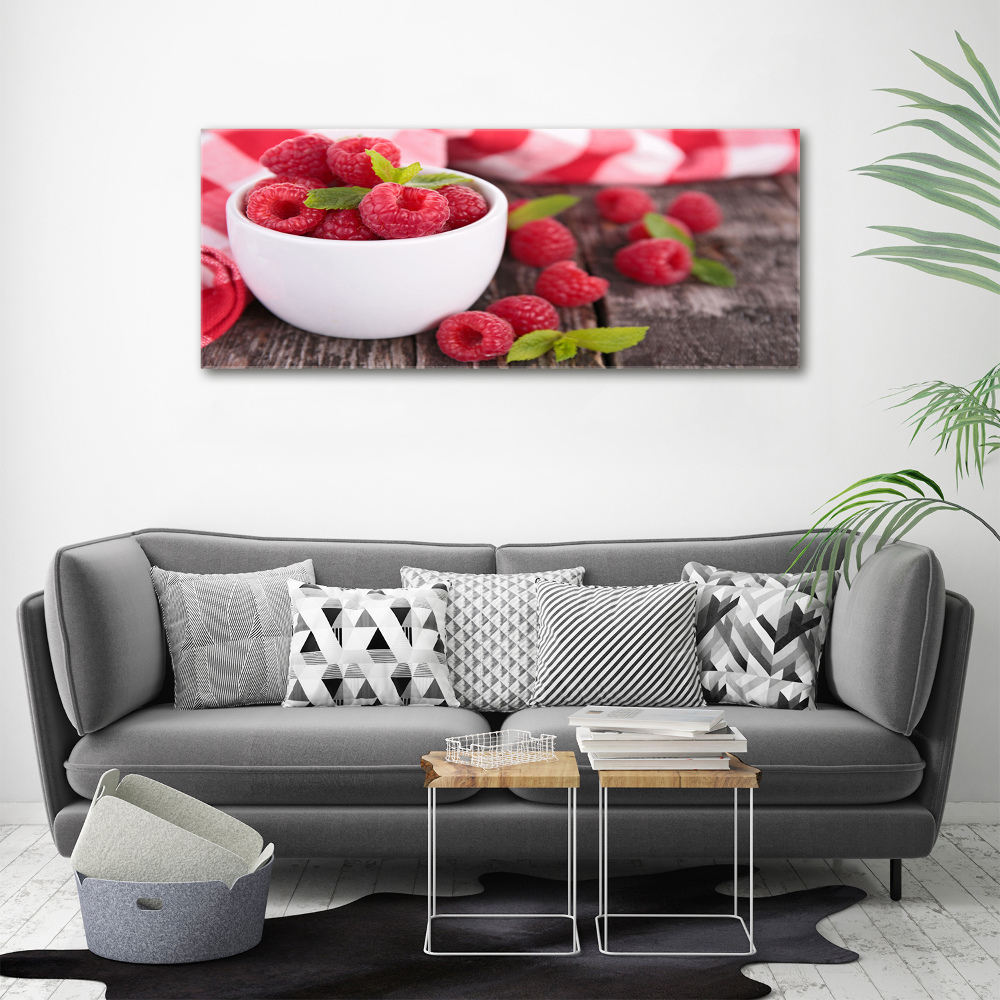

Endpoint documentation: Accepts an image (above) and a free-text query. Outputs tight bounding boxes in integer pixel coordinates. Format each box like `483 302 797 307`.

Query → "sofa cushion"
682 562 835 711
530 581 703 708
824 542 945 736
398 565 586 713
150 559 315 710
46 535 166 735
503 704 924 806
65 704 488 806
283 583 458 707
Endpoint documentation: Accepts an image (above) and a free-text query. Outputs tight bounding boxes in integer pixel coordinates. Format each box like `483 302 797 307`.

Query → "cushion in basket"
681 562 836 710
149 559 315 710
282 582 459 707
529 580 703 707
399 565 585 712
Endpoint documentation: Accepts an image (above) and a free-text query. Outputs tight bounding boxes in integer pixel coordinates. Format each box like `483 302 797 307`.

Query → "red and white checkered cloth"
200 128 799 343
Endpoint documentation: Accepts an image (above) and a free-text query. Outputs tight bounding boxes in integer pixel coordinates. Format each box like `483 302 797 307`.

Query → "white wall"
1 0 997 805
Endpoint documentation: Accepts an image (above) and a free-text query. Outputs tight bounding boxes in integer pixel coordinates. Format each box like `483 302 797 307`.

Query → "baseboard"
0 802 47 824
3 800 997 828
942 802 1000 824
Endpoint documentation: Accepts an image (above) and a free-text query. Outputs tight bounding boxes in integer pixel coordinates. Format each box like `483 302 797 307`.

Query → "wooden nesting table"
596 753 761 957
420 751 580 956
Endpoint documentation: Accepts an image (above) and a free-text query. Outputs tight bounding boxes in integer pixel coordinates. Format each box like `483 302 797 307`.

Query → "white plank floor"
0 823 996 999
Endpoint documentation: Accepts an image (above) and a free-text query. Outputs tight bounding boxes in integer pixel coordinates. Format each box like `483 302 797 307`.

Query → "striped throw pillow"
529 581 704 707
150 560 315 710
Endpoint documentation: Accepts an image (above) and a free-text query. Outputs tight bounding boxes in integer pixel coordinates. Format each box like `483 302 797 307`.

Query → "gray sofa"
17 529 974 901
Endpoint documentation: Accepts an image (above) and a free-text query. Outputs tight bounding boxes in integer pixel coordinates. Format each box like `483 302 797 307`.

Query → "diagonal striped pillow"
529 581 704 708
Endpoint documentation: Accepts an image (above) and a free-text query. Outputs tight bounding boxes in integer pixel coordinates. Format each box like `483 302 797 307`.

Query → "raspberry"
615 238 692 285
626 214 692 242
245 183 325 235
440 185 488 230
259 135 336 186
247 174 329 199
666 191 723 232
595 186 655 223
508 218 578 267
358 183 450 239
310 208 379 241
436 311 514 362
486 295 560 336
534 261 609 307
327 136 401 189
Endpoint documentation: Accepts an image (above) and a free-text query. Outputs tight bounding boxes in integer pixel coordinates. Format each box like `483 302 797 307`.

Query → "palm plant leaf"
956 32 1000 120
889 365 1000 483
856 244 1000 271
873 256 1000 293
788 470 999 590
878 88 1000 143
913 41 1000 124
858 35 1000 293
876 154 1000 189
868 226 1000 251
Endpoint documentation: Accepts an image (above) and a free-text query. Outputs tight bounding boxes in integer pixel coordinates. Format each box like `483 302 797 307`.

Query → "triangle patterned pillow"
681 562 837 710
282 582 459 708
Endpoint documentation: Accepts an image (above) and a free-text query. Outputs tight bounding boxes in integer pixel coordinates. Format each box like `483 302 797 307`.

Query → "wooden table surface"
203 176 799 370
597 754 761 789
421 750 580 789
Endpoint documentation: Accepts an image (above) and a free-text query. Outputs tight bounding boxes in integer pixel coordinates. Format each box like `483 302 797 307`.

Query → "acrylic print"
201 129 799 369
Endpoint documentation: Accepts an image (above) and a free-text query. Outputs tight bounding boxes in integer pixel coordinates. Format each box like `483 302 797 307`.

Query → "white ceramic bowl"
225 171 507 339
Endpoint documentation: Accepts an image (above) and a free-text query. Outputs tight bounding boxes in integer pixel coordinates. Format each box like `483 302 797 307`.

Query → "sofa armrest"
17 592 85 827
909 591 975 837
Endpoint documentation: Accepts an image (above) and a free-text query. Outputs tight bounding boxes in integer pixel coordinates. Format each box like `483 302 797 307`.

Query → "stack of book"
568 705 747 770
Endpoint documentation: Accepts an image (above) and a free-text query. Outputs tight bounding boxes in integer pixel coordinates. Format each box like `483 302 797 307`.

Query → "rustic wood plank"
201 300 415 368
597 754 760 788
421 750 579 789
575 177 799 368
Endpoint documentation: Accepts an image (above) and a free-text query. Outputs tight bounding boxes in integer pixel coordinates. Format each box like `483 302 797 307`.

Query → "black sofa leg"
890 858 902 900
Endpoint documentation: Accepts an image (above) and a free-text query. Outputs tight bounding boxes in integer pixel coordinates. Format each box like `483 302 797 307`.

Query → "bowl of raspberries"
225 134 507 339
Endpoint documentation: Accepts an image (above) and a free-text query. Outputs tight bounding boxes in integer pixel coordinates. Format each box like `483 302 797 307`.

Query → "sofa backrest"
46 530 497 735
496 530 808 583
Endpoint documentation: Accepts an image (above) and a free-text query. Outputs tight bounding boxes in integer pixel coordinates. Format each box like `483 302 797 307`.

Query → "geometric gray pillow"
399 565 585 712
681 562 834 710
149 559 314 710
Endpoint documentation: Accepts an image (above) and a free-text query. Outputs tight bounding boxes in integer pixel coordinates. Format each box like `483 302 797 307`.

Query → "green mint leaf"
304 186 371 210
506 330 562 362
366 150 422 185
507 194 581 231
690 258 736 287
568 326 648 352
552 337 579 361
395 161 423 185
409 171 475 189
366 149 399 183
642 212 696 250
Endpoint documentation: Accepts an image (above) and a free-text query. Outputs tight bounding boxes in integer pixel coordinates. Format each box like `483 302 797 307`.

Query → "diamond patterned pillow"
681 562 836 710
399 566 585 712
282 582 459 708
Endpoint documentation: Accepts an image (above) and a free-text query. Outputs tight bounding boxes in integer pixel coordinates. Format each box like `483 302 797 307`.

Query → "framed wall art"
201 128 799 369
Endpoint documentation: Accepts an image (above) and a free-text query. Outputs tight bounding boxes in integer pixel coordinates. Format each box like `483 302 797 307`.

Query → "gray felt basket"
75 856 273 964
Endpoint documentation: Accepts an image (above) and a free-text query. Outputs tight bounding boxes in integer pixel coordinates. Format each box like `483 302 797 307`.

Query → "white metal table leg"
596 783 755 956
424 782 579 956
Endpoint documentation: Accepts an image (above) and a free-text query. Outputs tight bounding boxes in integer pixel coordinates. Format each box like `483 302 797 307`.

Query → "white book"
568 705 726 734
587 753 730 770
577 727 747 755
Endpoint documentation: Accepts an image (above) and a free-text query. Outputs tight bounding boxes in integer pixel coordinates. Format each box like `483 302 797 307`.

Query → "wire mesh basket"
444 730 558 770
